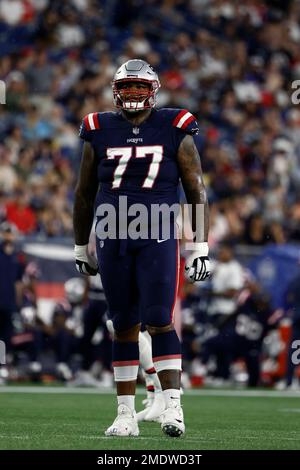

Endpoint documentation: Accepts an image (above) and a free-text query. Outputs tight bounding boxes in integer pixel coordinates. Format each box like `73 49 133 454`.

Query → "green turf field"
0 387 300 450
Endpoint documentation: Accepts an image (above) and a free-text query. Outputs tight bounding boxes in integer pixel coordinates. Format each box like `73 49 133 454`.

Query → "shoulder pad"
172 109 199 135
79 112 120 140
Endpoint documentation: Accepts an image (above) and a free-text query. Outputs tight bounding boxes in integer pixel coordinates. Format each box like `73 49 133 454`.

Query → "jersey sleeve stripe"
172 109 188 127
83 115 90 130
176 111 193 129
92 112 100 129
88 113 96 130
181 114 196 129
83 113 99 131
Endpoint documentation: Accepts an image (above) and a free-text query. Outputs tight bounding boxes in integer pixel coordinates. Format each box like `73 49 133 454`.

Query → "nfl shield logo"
132 127 139 135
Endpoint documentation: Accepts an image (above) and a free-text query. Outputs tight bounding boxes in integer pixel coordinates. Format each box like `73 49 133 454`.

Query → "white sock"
139 332 162 392
139 331 154 370
163 388 181 407
144 374 155 400
117 395 135 412
149 371 162 392
145 370 162 392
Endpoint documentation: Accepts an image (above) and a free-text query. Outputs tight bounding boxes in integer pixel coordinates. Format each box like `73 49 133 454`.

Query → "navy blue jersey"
211 296 271 351
79 108 199 206
78 109 196 331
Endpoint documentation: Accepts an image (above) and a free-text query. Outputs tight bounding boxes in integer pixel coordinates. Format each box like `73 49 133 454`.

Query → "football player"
73 59 210 437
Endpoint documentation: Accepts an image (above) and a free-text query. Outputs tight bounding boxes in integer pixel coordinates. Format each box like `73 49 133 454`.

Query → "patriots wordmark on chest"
132 127 140 135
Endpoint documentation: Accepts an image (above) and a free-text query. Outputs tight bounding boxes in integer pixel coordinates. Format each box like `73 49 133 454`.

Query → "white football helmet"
64 277 86 305
112 59 160 112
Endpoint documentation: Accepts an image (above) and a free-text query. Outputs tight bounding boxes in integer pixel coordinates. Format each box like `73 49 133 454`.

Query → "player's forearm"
183 184 209 242
73 141 99 245
177 135 209 244
73 189 94 245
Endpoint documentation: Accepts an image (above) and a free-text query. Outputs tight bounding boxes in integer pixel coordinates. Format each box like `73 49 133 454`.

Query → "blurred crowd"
0 0 300 242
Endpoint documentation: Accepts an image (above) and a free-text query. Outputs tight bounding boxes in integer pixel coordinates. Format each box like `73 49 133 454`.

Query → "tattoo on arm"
177 135 209 242
73 142 99 245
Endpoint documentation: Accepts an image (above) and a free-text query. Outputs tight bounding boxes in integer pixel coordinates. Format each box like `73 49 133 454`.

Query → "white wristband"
185 242 209 255
74 244 88 257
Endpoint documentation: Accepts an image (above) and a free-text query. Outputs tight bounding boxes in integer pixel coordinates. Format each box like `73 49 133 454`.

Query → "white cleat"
67 371 103 388
161 401 185 437
144 391 166 422
105 404 139 437
56 362 72 381
136 397 153 422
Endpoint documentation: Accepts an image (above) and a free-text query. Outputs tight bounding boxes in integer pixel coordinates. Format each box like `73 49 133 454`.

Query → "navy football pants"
96 237 179 332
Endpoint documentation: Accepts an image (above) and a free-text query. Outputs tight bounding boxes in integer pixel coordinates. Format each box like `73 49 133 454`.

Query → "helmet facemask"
112 78 159 112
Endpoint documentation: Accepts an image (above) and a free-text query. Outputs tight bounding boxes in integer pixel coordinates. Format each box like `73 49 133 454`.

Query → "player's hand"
184 242 210 283
74 244 98 276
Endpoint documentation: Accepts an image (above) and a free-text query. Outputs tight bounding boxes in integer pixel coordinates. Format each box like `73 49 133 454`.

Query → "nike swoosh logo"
157 239 168 243
175 419 183 423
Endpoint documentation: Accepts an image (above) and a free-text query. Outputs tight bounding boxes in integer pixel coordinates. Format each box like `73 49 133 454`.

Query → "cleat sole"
162 423 184 437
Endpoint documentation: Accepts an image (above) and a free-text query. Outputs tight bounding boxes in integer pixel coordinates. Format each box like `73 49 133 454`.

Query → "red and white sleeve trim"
84 112 100 131
173 110 195 129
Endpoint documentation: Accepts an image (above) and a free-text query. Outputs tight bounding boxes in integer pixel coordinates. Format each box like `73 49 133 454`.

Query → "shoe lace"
167 399 182 409
161 400 182 418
